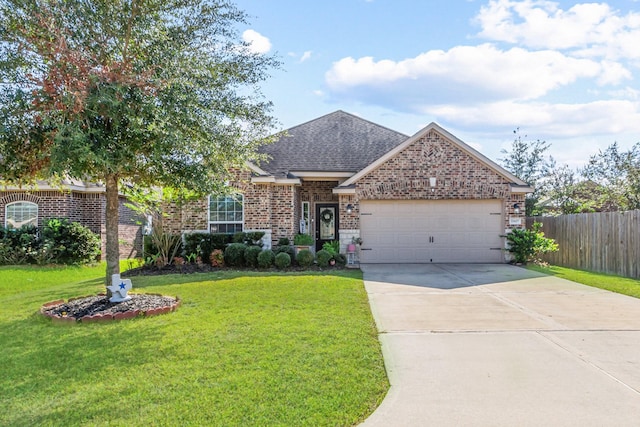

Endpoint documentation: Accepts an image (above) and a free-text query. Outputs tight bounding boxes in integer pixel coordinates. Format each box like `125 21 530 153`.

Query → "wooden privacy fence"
527 210 640 278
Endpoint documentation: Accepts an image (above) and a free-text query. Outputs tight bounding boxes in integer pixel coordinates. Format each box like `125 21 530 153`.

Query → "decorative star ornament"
108 274 133 302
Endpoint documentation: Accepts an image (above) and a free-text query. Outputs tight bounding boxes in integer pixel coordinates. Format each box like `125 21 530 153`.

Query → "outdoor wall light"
513 203 521 214
346 203 354 214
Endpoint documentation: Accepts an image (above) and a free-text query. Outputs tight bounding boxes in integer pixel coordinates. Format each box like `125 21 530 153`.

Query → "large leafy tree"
582 142 640 211
499 128 555 216
0 0 279 286
544 165 602 214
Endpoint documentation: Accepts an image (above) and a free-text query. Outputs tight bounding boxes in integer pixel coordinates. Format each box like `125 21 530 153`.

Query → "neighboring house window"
209 194 243 234
5 201 38 228
300 201 310 234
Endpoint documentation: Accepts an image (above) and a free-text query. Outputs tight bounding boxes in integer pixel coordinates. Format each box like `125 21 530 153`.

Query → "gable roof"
338 122 531 190
256 110 408 176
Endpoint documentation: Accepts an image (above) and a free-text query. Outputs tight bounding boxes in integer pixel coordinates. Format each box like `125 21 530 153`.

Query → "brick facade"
0 190 143 259
171 128 527 261
341 130 526 231
173 169 298 246
172 176 345 246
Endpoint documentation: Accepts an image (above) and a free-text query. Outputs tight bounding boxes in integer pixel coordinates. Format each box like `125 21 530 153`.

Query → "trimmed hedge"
257 250 275 268
232 231 266 246
224 243 247 267
274 252 291 269
296 249 314 267
244 245 263 268
315 249 332 267
182 232 230 260
274 244 295 260
42 218 101 264
0 219 100 265
334 253 347 267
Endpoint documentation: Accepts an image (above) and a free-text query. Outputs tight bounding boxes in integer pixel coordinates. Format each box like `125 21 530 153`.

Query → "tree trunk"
105 173 120 292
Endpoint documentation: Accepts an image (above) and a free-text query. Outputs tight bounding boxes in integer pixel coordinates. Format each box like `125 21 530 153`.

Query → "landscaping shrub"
506 222 559 264
322 240 339 256
334 253 347 267
274 238 295 260
257 249 275 268
149 230 182 267
232 231 247 243
275 252 291 269
209 249 224 267
143 235 156 258
42 218 101 264
0 221 100 266
224 243 247 267
293 233 314 246
183 232 230 261
244 245 263 268
230 231 265 246
315 249 332 267
277 237 290 246
246 231 266 247
296 249 314 267
0 225 40 265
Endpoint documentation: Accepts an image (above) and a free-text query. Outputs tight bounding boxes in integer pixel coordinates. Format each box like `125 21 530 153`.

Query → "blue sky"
234 0 640 168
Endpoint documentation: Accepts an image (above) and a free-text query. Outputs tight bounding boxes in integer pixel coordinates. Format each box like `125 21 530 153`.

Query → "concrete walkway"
360 264 640 427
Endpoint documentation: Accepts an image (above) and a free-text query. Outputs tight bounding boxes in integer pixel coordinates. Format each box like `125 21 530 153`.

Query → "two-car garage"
358 199 504 264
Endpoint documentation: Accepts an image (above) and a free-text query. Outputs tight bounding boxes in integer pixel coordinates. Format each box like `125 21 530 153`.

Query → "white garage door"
359 200 504 263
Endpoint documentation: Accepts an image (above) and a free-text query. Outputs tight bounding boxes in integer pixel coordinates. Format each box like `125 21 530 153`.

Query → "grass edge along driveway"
0 265 388 427
528 264 640 299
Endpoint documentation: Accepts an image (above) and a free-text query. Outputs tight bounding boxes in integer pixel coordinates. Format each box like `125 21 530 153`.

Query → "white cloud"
322 1 640 147
325 44 616 105
242 29 272 54
426 100 640 137
475 0 640 60
300 51 313 62
606 87 640 100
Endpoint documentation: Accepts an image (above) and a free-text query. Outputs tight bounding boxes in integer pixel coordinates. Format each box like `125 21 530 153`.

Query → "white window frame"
5 201 38 228
208 194 244 234
300 201 310 234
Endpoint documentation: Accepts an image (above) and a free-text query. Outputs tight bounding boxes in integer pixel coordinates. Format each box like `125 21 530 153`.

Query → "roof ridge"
282 110 409 138
335 110 410 139
258 111 411 175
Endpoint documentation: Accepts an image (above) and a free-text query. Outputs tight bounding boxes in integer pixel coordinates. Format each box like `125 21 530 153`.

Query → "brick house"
168 111 532 263
0 180 143 259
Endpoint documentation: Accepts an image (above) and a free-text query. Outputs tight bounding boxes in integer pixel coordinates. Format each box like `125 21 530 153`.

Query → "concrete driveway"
360 264 640 427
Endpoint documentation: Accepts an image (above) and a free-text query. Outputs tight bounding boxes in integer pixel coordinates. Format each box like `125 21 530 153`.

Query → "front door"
316 203 339 252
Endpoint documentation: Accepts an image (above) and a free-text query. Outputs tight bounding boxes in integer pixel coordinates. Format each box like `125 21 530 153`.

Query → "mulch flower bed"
41 294 180 324
41 261 346 324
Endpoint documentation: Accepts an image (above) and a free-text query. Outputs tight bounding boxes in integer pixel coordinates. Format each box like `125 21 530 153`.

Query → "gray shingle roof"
257 110 409 176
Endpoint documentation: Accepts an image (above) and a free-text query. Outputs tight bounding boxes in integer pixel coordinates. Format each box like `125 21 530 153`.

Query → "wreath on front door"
320 208 334 225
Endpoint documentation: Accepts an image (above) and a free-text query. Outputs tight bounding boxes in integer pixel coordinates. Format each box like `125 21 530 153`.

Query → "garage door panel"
360 200 503 264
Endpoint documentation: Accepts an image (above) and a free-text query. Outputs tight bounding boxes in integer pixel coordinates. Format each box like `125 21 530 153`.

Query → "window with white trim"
5 201 38 228
300 201 310 234
208 194 243 234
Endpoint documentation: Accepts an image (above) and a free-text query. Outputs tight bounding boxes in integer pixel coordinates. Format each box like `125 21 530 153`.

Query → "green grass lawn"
527 264 640 298
0 264 388 427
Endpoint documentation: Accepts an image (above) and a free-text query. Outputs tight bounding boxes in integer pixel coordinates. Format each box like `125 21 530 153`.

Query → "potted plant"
293 233 315 255
347 236 362 253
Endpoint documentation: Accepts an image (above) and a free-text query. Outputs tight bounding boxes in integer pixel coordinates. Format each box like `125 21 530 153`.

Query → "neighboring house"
166 110 532 263
0 179 143 259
